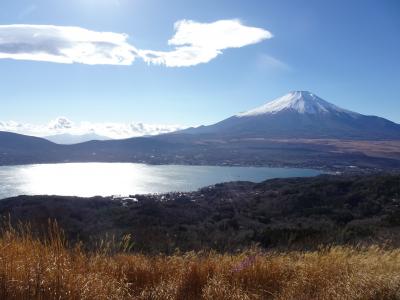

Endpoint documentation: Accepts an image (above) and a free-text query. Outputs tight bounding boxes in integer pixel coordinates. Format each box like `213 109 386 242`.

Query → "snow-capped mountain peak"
179 90 400 140
237 91 356 117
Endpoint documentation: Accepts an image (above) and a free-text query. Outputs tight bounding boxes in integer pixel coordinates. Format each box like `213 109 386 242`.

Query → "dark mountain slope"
0 131 56 150
0 131 63 165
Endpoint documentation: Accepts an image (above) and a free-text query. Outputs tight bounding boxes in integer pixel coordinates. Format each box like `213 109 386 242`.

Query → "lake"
0 163 322 199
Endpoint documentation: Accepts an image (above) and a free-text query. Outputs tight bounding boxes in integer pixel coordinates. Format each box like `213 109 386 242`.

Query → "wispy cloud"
0 117 185 139
257 54 291 72
0 20 272 67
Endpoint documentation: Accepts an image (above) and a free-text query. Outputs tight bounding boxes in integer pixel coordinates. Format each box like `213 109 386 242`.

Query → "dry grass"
0 222 399 299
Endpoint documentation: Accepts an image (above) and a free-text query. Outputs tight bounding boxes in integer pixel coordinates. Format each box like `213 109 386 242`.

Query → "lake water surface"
0 163 322 198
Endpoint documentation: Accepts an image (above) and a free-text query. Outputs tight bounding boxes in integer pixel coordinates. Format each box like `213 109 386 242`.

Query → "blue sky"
0 0 399 137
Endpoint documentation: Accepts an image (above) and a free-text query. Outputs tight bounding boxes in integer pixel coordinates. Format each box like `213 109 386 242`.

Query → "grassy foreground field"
1 223 399 300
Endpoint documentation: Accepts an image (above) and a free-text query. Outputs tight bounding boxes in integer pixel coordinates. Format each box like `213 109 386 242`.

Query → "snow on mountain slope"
178 91 400 140
237 91 357 117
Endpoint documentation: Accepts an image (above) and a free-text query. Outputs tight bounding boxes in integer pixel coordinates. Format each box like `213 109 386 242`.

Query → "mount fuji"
1 91 400 169
180 91 400 140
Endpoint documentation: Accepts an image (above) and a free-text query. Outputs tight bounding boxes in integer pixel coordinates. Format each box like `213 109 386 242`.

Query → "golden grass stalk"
0 221 399 299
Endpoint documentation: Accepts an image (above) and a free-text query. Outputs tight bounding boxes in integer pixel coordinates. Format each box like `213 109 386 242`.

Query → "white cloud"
48 117 74 130
140 19 272 67
0 117 185 139
0 24 138 65
0 20 272 67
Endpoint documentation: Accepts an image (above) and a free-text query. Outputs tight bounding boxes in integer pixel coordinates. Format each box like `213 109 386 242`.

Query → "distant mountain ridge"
1 91 400 169
45 133 111 144
180 91 400 140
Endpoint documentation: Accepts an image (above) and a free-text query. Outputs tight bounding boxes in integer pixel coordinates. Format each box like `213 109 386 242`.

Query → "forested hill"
1 174 399 253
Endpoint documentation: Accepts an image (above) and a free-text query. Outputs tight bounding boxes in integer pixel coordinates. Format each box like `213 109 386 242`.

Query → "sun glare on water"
18 163 157 197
